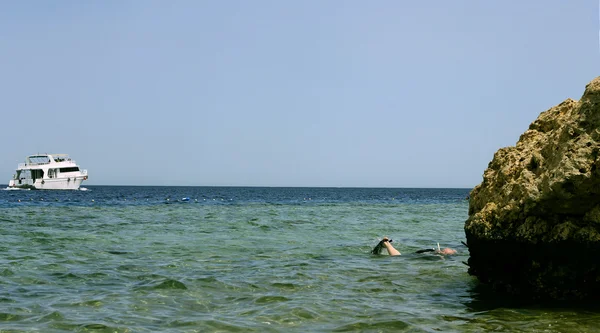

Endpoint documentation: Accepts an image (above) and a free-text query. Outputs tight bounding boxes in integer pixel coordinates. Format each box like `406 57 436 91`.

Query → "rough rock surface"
465 77 600 300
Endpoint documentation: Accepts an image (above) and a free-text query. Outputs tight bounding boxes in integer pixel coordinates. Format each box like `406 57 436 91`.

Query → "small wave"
168 319 249 331
79 323 120 330
117 264 145 272
71 299 103 307
0 312 25 321
194 276 218 283
289 306 321 320
333 319 410 332
36 310 65 321
254 295 290 304
271 282 298 289
106 250 130 255
80 272 109 279
135 278 188 290
79 187 89 191
50 272 84 280
3 187 29 191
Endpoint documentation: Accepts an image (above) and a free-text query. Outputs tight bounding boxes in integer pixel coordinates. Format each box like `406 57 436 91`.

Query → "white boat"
8 154 88 190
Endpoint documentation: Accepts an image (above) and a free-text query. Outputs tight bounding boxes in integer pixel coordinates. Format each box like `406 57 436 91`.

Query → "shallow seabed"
0 186 599 332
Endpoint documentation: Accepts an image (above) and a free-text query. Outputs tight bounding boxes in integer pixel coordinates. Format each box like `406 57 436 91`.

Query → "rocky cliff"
465 77 600 300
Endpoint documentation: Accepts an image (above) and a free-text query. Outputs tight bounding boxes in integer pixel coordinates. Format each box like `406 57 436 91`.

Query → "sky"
0 1 597 188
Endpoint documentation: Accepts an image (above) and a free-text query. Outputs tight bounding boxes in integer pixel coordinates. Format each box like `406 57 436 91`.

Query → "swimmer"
415 242 457 255
373 238 456 256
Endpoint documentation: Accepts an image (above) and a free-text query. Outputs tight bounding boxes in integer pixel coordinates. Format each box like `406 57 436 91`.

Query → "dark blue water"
0 186 468 207
1 186 598 332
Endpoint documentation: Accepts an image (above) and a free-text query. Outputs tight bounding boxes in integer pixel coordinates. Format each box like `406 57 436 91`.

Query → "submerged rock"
465 77 600 300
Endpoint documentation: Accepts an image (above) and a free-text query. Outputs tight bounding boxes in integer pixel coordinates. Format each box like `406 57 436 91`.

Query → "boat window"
28 156 51 164
60 167 80 173
18 170 31 179
32 169 44 179
18 169 44 180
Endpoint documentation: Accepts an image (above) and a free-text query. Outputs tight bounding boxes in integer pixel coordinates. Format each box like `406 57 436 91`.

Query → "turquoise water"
1 187 599 332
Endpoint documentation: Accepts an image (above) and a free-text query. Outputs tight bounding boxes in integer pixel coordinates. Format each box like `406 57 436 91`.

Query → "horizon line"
63 184 474 189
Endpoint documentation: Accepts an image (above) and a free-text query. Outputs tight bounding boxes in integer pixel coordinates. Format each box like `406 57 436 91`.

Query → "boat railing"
82 169 88 176
18 162 50 168
56 159 77 165
18 159 80 168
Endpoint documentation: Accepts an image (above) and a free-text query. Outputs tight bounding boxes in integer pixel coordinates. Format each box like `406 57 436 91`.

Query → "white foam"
3 187 29 191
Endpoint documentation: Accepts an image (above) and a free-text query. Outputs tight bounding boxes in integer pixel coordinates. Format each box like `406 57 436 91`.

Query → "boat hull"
8 177 85 190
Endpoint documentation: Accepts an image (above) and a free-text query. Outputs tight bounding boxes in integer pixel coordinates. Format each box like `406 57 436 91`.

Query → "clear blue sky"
0 1 597 187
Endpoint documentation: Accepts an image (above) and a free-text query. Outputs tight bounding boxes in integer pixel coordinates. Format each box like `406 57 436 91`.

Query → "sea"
0 186 599 333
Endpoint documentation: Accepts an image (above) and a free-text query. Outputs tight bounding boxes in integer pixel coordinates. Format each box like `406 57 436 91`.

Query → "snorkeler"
372 237 456 256
415 243 457 255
